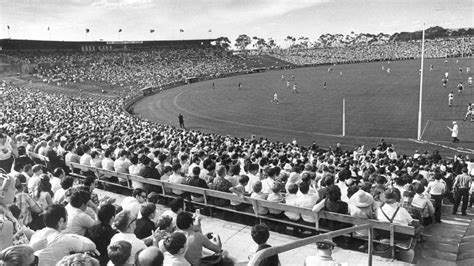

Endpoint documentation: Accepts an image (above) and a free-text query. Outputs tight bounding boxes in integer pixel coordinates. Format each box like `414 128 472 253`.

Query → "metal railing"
248 224 374 266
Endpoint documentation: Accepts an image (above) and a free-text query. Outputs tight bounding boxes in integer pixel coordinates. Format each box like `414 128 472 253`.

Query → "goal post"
342 98 346 137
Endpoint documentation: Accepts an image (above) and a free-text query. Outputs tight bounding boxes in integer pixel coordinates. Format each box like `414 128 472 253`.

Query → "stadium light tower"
417 24 425 141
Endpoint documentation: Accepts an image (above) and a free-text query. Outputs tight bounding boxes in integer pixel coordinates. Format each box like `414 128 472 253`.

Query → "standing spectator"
427 173 446 223
304 239 339 266
30 204 96 266
85 204 117 266
453 167 471 216
249 223 280 266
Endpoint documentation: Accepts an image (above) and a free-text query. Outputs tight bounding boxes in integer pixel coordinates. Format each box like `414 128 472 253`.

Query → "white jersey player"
448 91 454 107
444 72 449 79
464 103 474 121
271 93 279 104
468 77 472 86
292 83 299 94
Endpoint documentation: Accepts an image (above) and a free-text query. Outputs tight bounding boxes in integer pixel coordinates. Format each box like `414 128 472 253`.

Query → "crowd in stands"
0 37 473 265
1 77 474 264
271 37 473 65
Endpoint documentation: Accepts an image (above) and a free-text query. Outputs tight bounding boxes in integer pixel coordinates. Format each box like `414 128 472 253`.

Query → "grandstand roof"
0 38 217 52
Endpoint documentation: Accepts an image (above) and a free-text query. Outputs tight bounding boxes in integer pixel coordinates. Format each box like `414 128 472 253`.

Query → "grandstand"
0 28 473 266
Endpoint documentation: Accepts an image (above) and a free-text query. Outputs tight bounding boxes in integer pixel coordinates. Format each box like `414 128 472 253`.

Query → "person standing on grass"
448 91 454 107
178 114 185 129
447 121 459 143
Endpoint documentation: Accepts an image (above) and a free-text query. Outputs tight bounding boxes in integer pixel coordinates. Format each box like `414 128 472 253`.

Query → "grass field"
134 57 473 155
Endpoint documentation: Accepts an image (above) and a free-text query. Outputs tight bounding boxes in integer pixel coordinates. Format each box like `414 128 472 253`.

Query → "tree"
235 34 252 51
215 36 231 50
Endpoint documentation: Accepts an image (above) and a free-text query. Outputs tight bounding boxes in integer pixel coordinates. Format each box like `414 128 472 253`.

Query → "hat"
350 191 374 208
316 239 336 249
283 163 292 171
453 121 457 124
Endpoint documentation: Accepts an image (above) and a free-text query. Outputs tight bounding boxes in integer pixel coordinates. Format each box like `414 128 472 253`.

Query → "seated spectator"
411 182 435 226
120 188 146 218
161 198 183 230
297 182 319 224
175 212 222 265
135 203 157 241
0 244 37 266
169 164 186 196
348 189 375 238
0 173 29 249
53 176 74 204
35 174 53 211
156 216 174 234
186 166 208 203
266 181 285 217
107 240 132 266
14 177 42 229
30 204 96 266
7 204 34 240
56 253 100 266
304 239 339 266
85 204 118 266
377 188 413 226
50 168 65 194
313 185 349 233
110 210 147 265
211 166 232 206
284 183 300 221
135 246 164 266
63 190 96 235
249 223 280 266
229 175 249 211
250 181 268 215
161 232 189 265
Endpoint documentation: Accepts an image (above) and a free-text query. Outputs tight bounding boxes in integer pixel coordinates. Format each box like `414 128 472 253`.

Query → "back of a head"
69 190 91 208
43 204 67 229
140 202 156 219
251 223 270 245
176 212 193 230
61 177 74 190
163 232 187 255
113 210 133 232
57 253 99 266
136 246 164 266
0 244 34 266
169 198 183 213
98 204 116 224
108 241 132 266
132 188 145 198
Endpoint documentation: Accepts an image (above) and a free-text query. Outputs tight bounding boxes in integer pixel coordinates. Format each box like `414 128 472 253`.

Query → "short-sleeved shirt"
376 203 413 226
110 232 147 265
63 205 95 236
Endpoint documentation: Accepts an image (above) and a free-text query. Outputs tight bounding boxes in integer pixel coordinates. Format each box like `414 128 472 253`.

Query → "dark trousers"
431 194 443 222
453 188 469 214
470 193 474 207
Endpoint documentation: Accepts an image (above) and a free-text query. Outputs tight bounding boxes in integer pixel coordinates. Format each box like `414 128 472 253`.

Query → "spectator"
376 188 413 226
427 173 445 223
161 198 183 230
120 188 146 218
266 181 284 217
0 244 37 266
56 253 100 266
30 204 96 266
135 246 164 266
53 176 74 205
452 167 471 216
161 232 189 265
50 168 65 194
229 175 249 211
109 210 147 265
304 239 339 266
135 203 157 240
284 183 300 222
298 182 319 224
85 204 118 266
63 190 96 235
169 164 186 196
250 181 268 215
35 174 53 211
211 165 233 207
187 166 208 203
107 241 132 266
175 212 222 265
411 182 435 226
249 223 280 266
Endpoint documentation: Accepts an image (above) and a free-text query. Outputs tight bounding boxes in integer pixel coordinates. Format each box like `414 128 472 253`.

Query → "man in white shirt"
50 168 64 194
27 164 43 197
63 190 96 236
245 163 260 194
121 188 147 218
30 204 96 266
79 145 92 166
169 164 186 195
261 167 277 195
101 149 115 171
114 150 131 174
296 182 319 223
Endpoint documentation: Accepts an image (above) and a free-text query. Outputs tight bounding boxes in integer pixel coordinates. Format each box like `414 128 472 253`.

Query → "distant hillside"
315 26 473 47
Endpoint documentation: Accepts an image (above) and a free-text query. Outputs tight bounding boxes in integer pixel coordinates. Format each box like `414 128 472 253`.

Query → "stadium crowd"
271 37 473 65
0 36 473 265
1 77 473 265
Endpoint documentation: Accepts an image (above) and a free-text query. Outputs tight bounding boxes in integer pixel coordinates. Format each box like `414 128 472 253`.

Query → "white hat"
453 121 457 124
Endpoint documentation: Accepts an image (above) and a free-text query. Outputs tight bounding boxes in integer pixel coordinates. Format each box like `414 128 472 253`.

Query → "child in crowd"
230 175 249 211
249 224 280 266
266 182 285 218
250 181 268 215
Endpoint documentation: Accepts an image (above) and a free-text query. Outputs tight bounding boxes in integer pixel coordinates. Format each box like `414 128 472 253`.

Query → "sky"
0 0 472 46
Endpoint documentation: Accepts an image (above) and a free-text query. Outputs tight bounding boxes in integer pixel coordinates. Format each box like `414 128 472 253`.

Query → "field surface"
135 58 474 155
